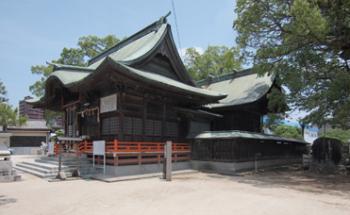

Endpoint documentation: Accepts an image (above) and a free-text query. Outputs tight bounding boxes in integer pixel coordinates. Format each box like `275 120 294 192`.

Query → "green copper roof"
49 69 92 86
88 16 168 68
34 14 226 108
44 56 226 103
111 60 226 99
195 130 307 144
199 70 274 108
46 14 170 87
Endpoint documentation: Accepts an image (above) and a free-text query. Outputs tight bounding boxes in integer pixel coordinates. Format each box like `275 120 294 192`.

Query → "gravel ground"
1 167 350 215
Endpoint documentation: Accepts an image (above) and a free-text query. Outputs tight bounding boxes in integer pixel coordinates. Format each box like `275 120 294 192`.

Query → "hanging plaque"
100 94 117 113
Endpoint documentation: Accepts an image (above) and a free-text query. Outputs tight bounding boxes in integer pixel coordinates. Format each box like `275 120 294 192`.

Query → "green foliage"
30 35 120 125
265 87 289 128
184 46 242 80
272 124 303 140
0 80 7 103
0 103 27 131
264 113 283 130
50 129 64 142
234 0 350 128
322 128 350 143
30 35 120 97
267 87 287 113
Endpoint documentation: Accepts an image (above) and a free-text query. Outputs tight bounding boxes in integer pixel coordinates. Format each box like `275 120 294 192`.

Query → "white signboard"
92 140 106 175
93 140 105 155
48 142 55 155
100 94 117 113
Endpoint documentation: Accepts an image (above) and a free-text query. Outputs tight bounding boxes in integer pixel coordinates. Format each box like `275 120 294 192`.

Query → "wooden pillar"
119 92 124 141
161 102 167 141
142 96 147 141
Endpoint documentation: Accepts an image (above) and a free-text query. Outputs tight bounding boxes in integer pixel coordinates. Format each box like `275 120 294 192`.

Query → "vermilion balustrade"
78 140 190 154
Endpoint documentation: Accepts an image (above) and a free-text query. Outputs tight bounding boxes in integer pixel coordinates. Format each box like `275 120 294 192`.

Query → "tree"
184 46 242 80
234 0 350 128
0 103 26 131
272 124 303 140
30 35 120 126
322 128 350 143
0 80 7 103
30 35 120 97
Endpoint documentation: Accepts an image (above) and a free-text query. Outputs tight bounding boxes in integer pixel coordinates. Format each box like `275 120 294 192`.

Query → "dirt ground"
1 167 350 215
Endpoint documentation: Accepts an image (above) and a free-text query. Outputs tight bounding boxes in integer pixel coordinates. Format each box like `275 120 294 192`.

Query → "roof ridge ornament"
155 11 171 31
160 11 171 24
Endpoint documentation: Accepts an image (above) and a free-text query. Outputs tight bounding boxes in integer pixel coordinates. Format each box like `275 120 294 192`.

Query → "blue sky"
0 0 236 107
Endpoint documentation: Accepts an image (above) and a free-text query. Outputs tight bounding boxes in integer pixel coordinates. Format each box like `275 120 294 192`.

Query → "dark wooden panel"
10 136 46 147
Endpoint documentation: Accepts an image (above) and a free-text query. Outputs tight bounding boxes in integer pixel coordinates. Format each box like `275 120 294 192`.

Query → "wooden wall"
191 138 307 162
78 91 187 142
212 110 261 132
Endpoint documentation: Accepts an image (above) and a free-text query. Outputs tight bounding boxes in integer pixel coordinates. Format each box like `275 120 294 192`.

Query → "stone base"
0 160 21 182
94 161 191 177
191 158 302 175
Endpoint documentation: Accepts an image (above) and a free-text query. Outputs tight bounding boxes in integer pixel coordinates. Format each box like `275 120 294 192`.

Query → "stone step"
15 162 78 178
21 161 69 171
39 156 87 161
16 163 59 175
14 166 57 178
35 158 91 166
15 159 95 179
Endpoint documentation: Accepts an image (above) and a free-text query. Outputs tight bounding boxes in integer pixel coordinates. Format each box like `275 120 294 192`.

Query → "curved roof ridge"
203 70 275 108
197 69 254 86
43 56 226 102
48 62 93 72
88 12 171 65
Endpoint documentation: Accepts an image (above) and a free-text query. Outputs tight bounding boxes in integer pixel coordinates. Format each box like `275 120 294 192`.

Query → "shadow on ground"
0 195 17 206
207 165 350 197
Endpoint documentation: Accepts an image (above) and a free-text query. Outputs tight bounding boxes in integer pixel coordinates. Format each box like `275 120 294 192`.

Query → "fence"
76 140 190 166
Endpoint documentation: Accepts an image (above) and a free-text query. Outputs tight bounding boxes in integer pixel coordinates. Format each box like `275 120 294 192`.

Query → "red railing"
78 140 190 154
76 140 190 165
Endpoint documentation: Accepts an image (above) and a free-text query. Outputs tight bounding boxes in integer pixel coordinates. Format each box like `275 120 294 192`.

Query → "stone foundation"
94 161 191 177
191 158 302 175
0 160 21 182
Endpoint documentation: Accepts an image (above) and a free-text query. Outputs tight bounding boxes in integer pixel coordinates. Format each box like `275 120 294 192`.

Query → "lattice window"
101 116 120 135
124 117 133 135
154 120 161 136
166 121 178 137
145 119 162 136
145 119 154 136
133 118 143 135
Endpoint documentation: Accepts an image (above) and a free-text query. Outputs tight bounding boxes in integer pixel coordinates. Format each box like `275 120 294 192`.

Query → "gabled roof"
71 57 225 101
88 20 168 67
198 70 275 109
41 57 226 102
29 14 226 108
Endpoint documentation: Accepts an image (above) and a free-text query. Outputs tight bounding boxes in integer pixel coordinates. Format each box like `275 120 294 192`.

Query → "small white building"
3 120 50 155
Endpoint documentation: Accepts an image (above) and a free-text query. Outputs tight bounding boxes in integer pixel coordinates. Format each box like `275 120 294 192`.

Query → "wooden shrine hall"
29 14 307 170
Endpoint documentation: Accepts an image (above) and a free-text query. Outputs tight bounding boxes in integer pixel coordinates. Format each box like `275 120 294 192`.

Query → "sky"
0 0 236 107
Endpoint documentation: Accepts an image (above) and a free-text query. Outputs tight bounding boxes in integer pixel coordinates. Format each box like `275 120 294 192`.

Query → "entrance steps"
15 156 96 178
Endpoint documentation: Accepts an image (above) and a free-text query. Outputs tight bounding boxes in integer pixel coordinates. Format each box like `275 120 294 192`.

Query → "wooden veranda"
55 141 191 166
